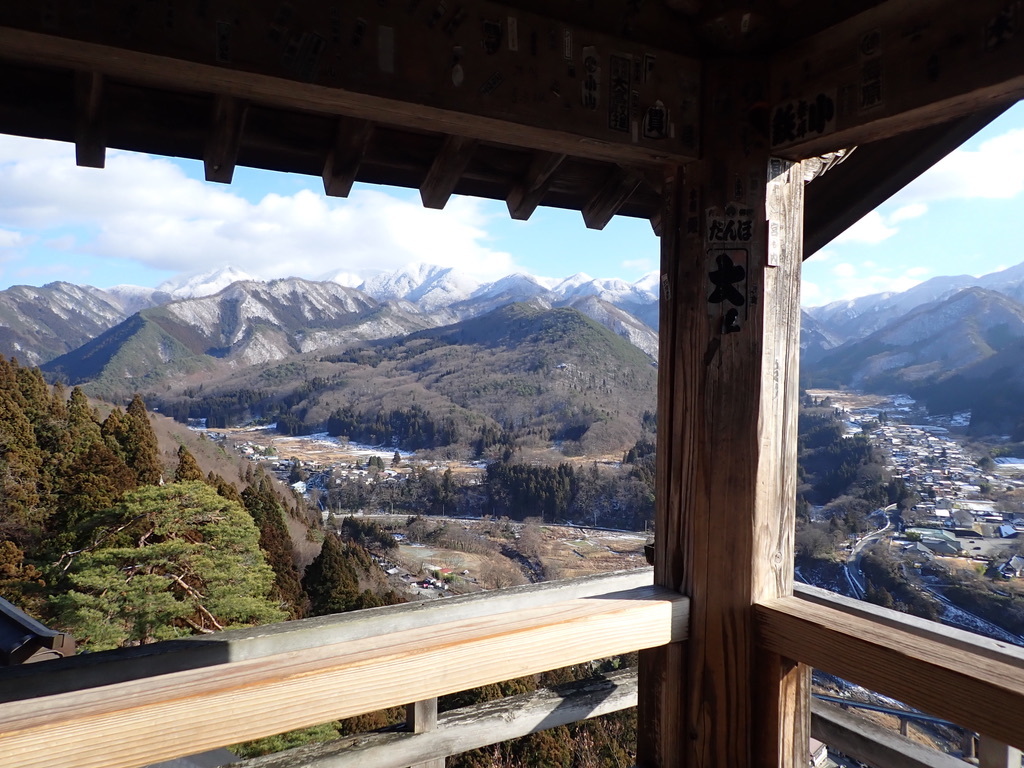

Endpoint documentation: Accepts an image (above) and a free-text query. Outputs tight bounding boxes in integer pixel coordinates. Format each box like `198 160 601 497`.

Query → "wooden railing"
2 569 1022 768
760 584 1024 768
0 569 687 768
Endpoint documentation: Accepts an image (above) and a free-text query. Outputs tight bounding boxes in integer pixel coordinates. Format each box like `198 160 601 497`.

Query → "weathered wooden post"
638 60 807 768
407 698 444 768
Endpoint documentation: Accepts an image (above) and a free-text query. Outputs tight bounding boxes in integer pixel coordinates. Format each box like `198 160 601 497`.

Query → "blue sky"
1 100 1023 305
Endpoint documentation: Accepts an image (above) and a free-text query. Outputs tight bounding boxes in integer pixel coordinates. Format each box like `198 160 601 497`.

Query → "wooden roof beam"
322 117 374 198
73 71 104 169
420 136 478 210
0 22 700 167
770 0 1024 159
581 168 643 230
506 152 565 221
203 95 247 184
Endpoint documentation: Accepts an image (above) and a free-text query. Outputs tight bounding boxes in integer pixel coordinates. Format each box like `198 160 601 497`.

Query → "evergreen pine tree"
174 445 204 482
66 387 103 456
302 533 360 616
243 473 305 618
51 482 286 650
123 395 163 485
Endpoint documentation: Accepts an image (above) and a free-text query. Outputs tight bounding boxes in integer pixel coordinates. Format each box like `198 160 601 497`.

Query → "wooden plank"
0 569 656 703
794 584 1024 665
505 152 565 221
0 15 699 167
770 0 1024 159
420 136 478 210
755 594 1024 751
74 70 104 168
322 117 373 198
204 94 247 183
0 584 686 768
810 700 966 768
226 668 638 768
581 167 644 230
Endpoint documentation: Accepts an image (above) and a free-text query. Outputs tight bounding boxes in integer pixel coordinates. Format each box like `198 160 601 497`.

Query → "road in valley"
843 505 895 599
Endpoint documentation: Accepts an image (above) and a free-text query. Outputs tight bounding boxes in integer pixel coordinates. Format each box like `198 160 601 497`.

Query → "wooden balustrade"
756 584 1024 754
2 567 1021 768
0 569 686 768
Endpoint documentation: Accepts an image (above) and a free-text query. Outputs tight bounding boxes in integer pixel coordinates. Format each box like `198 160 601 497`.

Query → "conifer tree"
51 482 285 650
174 445 204 482
53 440 137 544
302 533 361 616
0 389 44 542
121 395 163 485
66 387 102 456
243 473 305 617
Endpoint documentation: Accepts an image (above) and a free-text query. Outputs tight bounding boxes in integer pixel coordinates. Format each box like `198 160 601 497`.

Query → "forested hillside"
0 356 400 651
149 303 658 457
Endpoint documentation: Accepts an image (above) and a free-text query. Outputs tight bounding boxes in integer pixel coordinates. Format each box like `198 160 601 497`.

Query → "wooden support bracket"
581 168 643 230
420 136 478 209
322 117 374 198
204 95 248 184
74 71 105 168
505 152 565 220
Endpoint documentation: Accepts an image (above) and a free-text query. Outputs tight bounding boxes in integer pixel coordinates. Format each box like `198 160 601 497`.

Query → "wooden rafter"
420 136 478 210
204 95 247 184
581 168 643 230
322 117 374 198
73 71 104 169
506 152 565 221
0 16 700 168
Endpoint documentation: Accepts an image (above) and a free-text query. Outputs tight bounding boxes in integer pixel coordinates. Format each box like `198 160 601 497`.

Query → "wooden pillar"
638 60 807 768
406 699 444 768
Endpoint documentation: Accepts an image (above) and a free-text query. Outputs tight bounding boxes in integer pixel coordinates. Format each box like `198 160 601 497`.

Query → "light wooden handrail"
0 569 687 768
755 586 1024 751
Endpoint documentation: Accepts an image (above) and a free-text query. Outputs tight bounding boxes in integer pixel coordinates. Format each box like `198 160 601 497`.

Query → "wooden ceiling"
0 1 1020 238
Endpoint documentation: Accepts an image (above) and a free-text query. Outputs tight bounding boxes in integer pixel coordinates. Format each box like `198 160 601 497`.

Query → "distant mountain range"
12 258 1024 436
1 264 661 370
803 262 1024 435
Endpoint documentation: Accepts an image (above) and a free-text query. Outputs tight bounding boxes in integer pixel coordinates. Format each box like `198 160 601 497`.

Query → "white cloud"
0 227 30 250
832 262 857 278
889 203 928 223
0 135 519 287
833 210 898 245
898 127 1024 203
803 267 928 306
801 281 822 304
621 257 654 271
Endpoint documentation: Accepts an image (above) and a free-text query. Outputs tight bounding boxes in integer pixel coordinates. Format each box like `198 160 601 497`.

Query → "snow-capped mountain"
104 284 172 315
157 266 256 299
3 263 666 368
0 282 135 365
358 264 480 312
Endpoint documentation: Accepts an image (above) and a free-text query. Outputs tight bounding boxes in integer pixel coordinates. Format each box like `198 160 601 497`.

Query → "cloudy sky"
1 101 1023 305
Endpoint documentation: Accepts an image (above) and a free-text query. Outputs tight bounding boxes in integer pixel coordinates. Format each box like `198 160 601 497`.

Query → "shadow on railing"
0 568 687 768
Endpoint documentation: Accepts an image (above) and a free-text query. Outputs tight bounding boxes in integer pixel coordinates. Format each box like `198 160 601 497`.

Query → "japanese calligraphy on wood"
706 204 755 333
